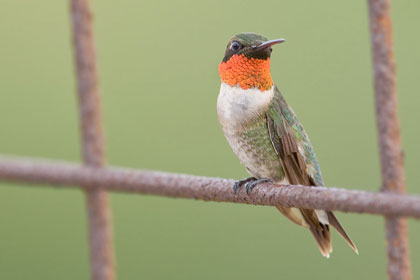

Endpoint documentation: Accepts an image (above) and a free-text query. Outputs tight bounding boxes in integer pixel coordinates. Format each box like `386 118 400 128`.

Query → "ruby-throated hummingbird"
217 32 358 257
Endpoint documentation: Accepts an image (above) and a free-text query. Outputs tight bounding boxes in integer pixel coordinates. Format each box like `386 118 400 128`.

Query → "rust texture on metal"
70 0 115 279
367 0 412 279
1 157 420 218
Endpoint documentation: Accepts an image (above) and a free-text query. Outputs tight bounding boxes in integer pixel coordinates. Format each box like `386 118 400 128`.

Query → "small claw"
245 178 271 194
245 182 255 194
233 181 242 194
233 177 256 194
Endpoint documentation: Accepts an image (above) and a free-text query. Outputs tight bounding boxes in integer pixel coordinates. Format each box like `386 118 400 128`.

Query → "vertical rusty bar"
367 0 412 279
70 0 115 279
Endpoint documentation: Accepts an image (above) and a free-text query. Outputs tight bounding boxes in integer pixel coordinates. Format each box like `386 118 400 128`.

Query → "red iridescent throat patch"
218 54 273 91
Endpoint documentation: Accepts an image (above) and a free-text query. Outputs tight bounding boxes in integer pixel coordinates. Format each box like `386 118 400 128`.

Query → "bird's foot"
233 177 256 194
245 178 271 194
233 177 272 194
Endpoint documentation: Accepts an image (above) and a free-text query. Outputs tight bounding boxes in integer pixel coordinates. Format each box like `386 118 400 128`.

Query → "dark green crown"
233 32 269 46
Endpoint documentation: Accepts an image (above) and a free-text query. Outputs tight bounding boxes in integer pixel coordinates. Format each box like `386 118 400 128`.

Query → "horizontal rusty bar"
0 156 419 218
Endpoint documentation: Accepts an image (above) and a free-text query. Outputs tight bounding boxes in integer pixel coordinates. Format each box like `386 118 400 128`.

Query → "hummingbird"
217 32 358 258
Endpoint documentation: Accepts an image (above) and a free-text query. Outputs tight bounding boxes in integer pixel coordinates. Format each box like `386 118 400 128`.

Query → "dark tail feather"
327 211 359 255
300 209 332 258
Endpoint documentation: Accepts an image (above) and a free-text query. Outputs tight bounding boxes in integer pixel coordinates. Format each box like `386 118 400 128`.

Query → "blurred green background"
1 0 419 279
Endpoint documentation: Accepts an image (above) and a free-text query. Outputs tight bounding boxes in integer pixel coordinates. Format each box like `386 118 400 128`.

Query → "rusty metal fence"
0 0 416 279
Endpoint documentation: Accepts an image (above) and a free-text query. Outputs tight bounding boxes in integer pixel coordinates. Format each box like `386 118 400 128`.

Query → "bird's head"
218 32 285 91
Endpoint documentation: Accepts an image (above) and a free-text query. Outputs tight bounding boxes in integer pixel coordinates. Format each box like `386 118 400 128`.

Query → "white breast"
217 83 274 130
217 83 281 180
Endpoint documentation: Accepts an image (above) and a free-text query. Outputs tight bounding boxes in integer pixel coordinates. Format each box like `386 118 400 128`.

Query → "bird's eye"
230 41 241 51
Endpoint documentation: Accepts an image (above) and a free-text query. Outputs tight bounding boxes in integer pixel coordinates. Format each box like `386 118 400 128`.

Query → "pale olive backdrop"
1 0 419 279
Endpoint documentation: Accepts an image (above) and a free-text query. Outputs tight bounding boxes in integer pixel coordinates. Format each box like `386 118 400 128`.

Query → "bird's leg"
233 177 256 194
245 178 272 194
233 177 272 194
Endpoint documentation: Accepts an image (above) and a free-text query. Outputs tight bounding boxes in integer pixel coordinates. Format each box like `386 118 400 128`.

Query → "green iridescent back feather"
268 86 324 186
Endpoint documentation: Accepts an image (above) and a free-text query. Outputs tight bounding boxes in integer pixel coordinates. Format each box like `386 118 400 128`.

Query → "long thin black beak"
252 38 286 51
